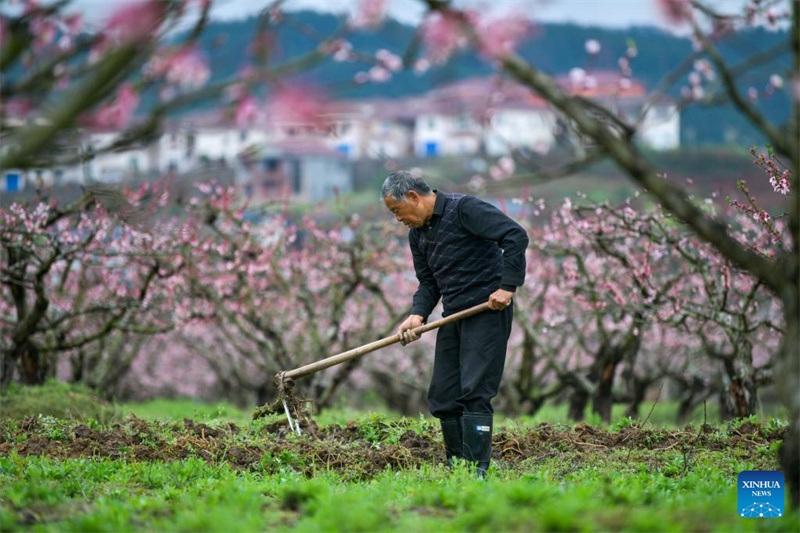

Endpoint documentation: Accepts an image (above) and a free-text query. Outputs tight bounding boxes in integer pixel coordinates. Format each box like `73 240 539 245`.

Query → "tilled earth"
0 415 785 480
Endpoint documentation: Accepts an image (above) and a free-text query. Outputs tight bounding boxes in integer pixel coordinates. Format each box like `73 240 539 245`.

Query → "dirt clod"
0 417 784 481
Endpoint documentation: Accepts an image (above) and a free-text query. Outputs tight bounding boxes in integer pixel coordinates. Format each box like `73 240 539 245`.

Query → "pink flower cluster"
265 85 330 127
420 8 533 65
83 83 140 129
752 147 792 196
349 0 387 29
143 45 210 91
102 0 168 44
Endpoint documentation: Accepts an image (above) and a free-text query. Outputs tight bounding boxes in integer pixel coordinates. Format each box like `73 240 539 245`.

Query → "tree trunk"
776 284 799 507
0 352 16 389
675 377 715 425
720 346 758 419
567 383 589 422
592 358 618 423
17 340 47 385
723 376 758 419
592 331 641 423
623 377 651 420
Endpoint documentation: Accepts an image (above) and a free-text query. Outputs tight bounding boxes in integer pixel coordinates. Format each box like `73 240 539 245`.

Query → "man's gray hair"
381 170 433 201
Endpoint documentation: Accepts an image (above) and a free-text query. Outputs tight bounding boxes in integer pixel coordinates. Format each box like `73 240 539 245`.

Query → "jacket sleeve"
458 196 529 291
409 230 441 319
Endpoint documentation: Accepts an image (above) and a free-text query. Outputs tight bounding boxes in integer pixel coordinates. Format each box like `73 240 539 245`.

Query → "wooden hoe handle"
280 302 491 381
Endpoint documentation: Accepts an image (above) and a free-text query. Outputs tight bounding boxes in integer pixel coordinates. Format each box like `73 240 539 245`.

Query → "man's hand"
488 289 514 311
397 314 425 345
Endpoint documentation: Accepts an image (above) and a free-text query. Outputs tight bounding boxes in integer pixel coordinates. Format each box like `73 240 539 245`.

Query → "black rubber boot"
462 412 493 478
440 417 463 467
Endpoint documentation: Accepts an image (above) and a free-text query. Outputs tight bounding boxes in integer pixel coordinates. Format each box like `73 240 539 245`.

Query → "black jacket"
409 192 528 317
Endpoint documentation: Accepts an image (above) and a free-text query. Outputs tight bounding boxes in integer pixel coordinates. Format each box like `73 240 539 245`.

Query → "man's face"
384 193 427 228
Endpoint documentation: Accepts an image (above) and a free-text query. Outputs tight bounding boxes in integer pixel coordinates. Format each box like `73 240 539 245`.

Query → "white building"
410 74 680 159
323 99 414 161
1 72 679 198
84 131 155 182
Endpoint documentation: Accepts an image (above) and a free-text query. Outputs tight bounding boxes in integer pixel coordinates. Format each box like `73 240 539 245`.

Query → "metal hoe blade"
282 397 301 436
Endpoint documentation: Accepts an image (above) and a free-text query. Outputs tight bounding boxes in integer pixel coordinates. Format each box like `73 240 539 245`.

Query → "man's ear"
406 190 420 203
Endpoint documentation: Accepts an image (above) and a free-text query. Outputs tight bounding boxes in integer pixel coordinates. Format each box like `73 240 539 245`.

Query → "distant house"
1 71 678 199
408 74 679 159
410 77 558 158
324 98 414 161
555 70 680 151
84 131 156 182
1 169 24 193
239 138 353 204
176 115 269 170
0 117 85 190
409 86 484 158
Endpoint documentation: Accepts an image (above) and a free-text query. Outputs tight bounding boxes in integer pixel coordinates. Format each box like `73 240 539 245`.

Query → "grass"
2 441 798 532
116 397 250 425
0 381 116 422
1 382 798 532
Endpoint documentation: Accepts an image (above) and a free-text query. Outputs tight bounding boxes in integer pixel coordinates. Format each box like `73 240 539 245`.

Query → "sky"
14 0 782 34
26 0 675 30
219 0 668 29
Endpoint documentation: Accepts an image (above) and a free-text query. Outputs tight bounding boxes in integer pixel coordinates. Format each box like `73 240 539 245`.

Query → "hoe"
253 302 490 435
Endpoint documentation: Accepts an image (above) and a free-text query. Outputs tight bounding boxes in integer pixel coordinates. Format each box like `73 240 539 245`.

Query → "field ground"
1 383 798 532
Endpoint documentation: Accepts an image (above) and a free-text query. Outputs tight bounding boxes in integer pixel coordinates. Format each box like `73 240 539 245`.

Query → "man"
381 170 528 477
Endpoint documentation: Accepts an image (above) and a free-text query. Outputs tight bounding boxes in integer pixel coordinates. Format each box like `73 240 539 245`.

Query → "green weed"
0 394 797 532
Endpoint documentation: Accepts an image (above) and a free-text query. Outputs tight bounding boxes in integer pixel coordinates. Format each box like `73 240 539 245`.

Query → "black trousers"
428 304 514 419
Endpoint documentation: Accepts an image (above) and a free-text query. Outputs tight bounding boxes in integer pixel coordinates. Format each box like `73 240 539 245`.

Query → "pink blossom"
269 5 283 23
266 85 329 127
224 82 247 102
498 155 515 174
144 45 210 90
87 83 140 129
655 0 692 26
103 0 166 43
769 170 791 195
63 14 83 36
376 49 402 71
30 17 56 51
477 15 532 61
585 39 601 55
764 7 783 31
368 65 391 83
350 0 386 29
421 10 468 64
234 95 258 127
468 174 485 191
569 67 587 87
413 58 431 75
321 39 353 62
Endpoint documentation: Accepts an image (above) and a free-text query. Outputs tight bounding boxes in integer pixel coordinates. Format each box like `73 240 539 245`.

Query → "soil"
0 416 785 481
